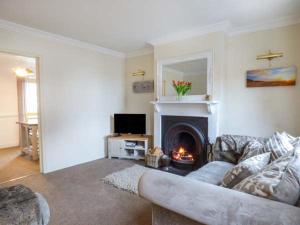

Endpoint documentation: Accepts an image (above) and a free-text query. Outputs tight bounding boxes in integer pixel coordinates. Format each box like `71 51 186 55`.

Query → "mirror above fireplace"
157 51 213 101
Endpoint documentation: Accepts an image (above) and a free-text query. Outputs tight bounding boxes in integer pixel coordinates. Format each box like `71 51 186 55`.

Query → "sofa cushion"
233 147 300 205
265 132 294 161
221 152 271 188
281 131 300 147
238 140 268 162
186 161 234 185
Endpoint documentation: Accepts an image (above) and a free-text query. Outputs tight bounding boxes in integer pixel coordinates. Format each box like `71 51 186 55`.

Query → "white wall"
154 32 227 136
152 24 300 138
224 24 300 137
0 28 125 173
125 54 154 134
4 21 295 172
0 54 19 148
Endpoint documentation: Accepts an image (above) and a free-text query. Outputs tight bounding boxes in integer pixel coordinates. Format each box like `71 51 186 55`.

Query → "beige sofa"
139 135 300 225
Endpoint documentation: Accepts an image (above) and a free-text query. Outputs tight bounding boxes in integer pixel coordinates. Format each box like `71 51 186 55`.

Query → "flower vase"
176 93 183 101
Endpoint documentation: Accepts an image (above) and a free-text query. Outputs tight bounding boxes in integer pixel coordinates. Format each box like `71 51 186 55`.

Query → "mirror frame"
156 50 213 101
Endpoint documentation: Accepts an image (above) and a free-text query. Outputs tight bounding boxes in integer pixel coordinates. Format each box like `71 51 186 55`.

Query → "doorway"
0 52 42 183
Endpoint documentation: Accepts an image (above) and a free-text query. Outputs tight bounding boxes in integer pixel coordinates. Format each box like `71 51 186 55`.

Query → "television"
114 114 146 135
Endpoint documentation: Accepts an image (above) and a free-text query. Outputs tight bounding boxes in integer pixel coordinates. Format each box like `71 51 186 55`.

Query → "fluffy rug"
102 164 150 194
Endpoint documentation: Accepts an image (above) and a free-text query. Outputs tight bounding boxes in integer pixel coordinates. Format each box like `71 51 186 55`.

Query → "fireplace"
161 116 208 172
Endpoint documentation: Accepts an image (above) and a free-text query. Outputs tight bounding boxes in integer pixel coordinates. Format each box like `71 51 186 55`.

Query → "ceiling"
0 0 299 54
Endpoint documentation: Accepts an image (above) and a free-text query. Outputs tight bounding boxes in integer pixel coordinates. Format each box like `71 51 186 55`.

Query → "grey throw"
213 135 267 163
0 185 50 225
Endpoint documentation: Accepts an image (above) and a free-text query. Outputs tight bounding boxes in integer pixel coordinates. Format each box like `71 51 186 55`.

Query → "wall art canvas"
246 66 297 87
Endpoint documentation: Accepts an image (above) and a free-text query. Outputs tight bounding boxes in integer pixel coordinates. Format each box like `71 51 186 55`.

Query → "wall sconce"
132 69 145 76
256 50 283 61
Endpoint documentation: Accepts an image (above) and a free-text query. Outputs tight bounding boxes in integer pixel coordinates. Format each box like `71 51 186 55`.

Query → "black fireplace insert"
161 116 208 171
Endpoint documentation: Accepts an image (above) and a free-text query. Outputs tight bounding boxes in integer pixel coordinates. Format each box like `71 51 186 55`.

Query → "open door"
0 52 42 183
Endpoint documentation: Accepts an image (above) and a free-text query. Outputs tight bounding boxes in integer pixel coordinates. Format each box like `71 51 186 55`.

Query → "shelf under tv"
107 134 152 160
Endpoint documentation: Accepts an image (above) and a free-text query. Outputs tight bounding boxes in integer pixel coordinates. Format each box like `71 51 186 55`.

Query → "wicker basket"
145 153 162 168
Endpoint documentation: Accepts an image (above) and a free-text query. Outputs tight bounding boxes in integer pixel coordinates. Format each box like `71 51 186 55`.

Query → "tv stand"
107 134 152 160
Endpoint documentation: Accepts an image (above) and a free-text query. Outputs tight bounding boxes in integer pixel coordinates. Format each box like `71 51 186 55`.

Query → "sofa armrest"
139 170 300 225
35 193 50 225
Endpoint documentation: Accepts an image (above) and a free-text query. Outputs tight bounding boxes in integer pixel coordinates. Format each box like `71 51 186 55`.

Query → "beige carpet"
2 158 151 225
0 147 40 183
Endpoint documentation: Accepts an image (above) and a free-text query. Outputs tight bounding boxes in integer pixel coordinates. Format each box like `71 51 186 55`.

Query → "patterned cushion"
281 131 300 147
238 140 268 162
233 147 300 205
221 152 271 188
291 137 300 147
265 132 294 160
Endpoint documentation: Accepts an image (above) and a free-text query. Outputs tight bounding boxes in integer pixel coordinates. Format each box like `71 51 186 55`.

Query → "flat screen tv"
114 114 146 135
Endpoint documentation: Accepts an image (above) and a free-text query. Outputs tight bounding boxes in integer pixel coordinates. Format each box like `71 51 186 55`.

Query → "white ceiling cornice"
228 15 300 36
148 21 231 46
147 16 300 47
0 19 125 58
1 15 299 59
125 47 154 58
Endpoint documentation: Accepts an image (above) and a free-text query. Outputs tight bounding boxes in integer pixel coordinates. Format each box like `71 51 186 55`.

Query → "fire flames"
172 147 194 161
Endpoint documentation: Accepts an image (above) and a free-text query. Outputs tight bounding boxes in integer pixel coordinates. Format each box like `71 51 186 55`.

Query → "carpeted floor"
102 164 150 194
0 147 40 184
2 158 152 225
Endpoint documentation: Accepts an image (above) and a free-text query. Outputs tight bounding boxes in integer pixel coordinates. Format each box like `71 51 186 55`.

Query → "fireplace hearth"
161 116 208 173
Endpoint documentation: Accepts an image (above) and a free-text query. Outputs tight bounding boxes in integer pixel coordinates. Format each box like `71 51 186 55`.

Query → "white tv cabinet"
107 135 152 160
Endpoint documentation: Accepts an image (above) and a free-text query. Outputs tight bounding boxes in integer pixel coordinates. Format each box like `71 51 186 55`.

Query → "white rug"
102 164 150 194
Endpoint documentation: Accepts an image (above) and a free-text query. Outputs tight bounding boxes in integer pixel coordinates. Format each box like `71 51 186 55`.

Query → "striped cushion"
265 132 294 161
281 132 300 147
221 152 271 188
292 138 300 147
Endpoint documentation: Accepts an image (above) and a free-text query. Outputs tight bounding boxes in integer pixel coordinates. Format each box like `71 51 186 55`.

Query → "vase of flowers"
172 80 192 100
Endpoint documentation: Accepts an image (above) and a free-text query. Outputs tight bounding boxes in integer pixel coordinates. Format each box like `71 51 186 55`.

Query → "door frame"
0 49 45 173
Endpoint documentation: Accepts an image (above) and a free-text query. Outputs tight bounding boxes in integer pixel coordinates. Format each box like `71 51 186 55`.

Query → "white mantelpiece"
151 100 220 147
150 100 219 114
153 50 219 148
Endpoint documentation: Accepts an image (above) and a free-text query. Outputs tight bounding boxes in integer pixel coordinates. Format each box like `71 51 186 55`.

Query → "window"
24 80 38 120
